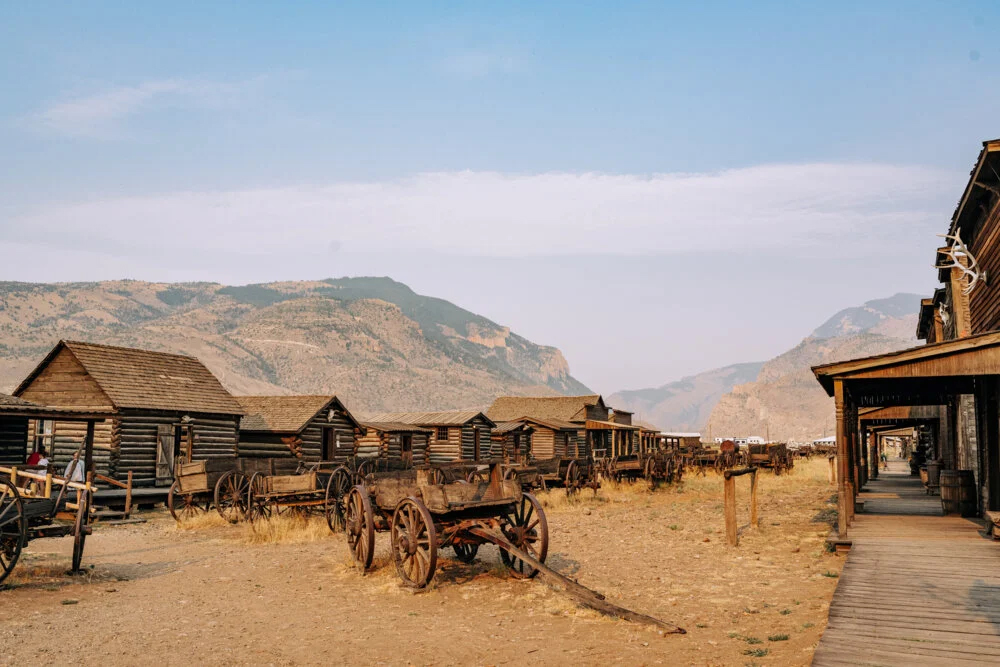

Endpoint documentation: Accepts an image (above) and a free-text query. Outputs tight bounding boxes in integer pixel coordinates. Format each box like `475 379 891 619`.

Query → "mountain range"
610 293 923 441
0 278 590 413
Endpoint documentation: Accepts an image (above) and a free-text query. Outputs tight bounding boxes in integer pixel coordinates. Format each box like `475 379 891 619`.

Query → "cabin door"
473 428 481 461
155 424 176 484
400 434 413 467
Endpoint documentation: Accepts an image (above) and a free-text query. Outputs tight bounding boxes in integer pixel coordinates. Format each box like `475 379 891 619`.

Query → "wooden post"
124 470 134 518
724 474 737 546
84 420 95 474
749 469 758 528
828 455 836 485
835 381 849 538
44 472 52 499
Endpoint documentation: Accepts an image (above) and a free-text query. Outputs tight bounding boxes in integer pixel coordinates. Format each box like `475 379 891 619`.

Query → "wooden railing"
0 465 94 513
723 466 759 546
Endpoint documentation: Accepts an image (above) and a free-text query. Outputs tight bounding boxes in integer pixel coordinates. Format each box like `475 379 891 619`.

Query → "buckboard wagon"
0 462 93 585
340 461 683 633
746 444 793 474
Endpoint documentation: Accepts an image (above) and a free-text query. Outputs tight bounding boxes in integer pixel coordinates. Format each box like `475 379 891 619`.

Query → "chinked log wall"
428 427 462 463
117 412 238 487
27 418 115 476
238 412 357 463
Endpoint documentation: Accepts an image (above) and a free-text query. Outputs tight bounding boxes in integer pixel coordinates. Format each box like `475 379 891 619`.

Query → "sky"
2 1 999 394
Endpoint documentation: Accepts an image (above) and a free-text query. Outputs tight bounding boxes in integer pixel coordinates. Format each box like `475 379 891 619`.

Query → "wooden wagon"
746 444 792 474
0 462 94 585
641 449 686 489
341 462 547 588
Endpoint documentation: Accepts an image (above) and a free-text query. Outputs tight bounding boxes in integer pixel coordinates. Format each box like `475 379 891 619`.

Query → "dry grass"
235 514 334 545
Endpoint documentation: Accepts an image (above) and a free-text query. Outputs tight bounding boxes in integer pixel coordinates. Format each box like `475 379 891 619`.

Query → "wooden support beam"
835 380 849 538
724 474 737 545
749 469 758 528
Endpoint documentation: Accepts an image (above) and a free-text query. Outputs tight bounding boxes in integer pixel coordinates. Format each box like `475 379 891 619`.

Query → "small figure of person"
64 451 84 482
26 445 45 466
881 451 888 471
37 446 50 469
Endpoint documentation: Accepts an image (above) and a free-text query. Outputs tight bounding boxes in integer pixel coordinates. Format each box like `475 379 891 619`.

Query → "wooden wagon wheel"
355 459 376 481
451 542 479 563
245 473 272 524
564 461 581 497
644 457 658 491
390 497 438 588
345 485 374 570
72 489 92 573
324 466 353 533
214 471 250 524
500 492 548 579
502 467 519 483
0 482 27 586
167 481 208 523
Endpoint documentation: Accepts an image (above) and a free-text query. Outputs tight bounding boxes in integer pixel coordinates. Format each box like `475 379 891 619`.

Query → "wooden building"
12 340 243 487
0 393 111 468
362 411 495 464
236 395 364 464
359 422 432 467
491 420 535 464
486 394 639 459
813 138 1000 537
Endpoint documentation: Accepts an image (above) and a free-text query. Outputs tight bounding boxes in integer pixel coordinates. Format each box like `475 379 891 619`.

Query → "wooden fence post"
749 469 758 529
125 470 134 518
724 473 737 546
828 455 836 485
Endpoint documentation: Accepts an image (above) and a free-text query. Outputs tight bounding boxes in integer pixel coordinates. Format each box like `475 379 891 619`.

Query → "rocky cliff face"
0 278 590 412
608 362 763 432
705 293 922 441
611 293 923 440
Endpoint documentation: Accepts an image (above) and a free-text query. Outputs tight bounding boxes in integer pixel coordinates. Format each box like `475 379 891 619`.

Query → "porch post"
84 419 95 474
835 380 849 538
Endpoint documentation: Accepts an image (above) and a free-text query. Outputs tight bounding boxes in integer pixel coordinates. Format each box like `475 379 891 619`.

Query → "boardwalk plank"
813 463 1000 666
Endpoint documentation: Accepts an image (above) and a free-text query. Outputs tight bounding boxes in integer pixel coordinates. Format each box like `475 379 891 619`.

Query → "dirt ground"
0 458 843 666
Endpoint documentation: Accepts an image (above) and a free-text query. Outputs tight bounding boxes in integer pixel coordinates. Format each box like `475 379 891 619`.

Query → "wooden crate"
178 473 209 494
179 460 207 476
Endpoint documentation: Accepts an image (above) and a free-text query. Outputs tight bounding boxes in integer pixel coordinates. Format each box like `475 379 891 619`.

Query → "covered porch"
814 331 1000 539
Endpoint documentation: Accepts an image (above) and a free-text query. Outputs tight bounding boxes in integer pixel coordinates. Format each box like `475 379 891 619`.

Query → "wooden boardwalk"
813 462 1000 666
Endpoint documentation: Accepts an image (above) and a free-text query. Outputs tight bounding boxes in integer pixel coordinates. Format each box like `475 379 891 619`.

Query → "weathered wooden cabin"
363 411 495 464
812 138 1000 537
491 420 535 464
486 395 639 459
236 395 364 464
358 421 432 467
13 340 243 487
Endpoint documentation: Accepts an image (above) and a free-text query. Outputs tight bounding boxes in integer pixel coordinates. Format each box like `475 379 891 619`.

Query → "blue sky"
2 2 999 393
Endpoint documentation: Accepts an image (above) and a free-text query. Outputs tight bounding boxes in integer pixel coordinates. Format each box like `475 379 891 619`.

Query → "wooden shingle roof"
237 395 362 433
14 340 242 415
0 393 113 420
363 410 495 427
487 395 604 423
362 421 433 434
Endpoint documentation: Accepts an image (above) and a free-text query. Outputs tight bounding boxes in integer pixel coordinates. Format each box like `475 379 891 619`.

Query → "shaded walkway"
814 462 1000 666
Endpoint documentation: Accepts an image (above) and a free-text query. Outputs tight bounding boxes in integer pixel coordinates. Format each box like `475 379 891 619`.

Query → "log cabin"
812 138 1000 537
486 395 640 459
12 340 243 488
0 393 111 468
358 421 432 467
491 420 535 464
362 411 495 464
236 395 364 464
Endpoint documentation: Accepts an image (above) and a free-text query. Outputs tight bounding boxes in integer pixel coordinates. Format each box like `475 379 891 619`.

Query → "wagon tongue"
468 525 685 635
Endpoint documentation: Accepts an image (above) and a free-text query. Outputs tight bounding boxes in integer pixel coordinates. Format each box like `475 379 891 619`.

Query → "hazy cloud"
4 163 958 261
29 77 269 138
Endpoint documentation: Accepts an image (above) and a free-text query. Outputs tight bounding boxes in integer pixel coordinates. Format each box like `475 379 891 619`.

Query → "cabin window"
33 419 54 453
437 426 449 441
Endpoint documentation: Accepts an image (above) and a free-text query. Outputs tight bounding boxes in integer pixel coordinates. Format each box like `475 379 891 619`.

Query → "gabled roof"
487 395 604 423
362 421 433 434
237 395 362 433
812 330 1000 395
518 415 581 432
14 340 242 415
493 420 535 435
363 410 496 428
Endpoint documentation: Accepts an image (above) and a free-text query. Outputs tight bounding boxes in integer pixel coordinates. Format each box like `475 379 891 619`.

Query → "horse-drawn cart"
0 463 94 585
342 461 546 587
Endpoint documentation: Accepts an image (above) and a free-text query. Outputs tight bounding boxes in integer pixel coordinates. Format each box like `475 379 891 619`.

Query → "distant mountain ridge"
608 362 763 432
611 293 922 439
0 278 590 412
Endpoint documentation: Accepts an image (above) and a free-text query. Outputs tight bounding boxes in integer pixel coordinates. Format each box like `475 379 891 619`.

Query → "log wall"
116 412 238 487
428 427 462 463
